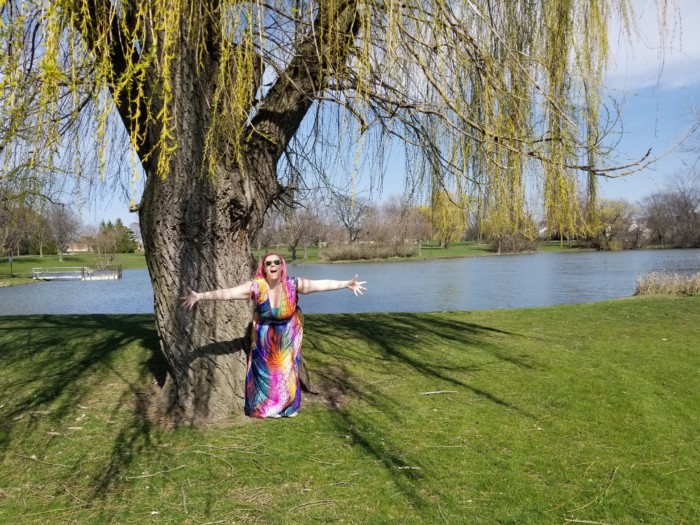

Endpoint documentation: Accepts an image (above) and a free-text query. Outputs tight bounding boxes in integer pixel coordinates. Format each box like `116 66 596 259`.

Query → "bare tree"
332 194 369 244
28 211 54 257
666 172 700 247
640 192 676 247
253 210 282 255
304 208 330 253
641 171 700 248
1 204 32 257
281 207 326 260
49 206 81 261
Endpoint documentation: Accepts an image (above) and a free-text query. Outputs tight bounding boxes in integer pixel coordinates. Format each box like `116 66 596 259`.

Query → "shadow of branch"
0 314 166 499
306 312 534 416
302 312 535 516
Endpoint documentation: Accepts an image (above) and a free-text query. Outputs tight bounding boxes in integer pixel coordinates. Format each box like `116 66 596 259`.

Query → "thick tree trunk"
137 42 277 425
140 168 255 423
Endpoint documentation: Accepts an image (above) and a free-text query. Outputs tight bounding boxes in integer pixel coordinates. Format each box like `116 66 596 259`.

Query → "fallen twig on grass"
60 484 91 507
663 466 694 476
124 464 185 480
13 453 67 468
628 506 681 524
289 500 335 512
177 449 235 471
564 519 610 525
568 467 618 513
419 390 457 395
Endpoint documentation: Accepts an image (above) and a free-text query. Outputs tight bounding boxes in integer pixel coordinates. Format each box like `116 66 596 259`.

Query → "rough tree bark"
135 33 280 423
132 0 358 423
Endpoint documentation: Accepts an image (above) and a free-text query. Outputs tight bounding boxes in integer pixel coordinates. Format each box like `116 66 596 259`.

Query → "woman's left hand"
348 275 367 296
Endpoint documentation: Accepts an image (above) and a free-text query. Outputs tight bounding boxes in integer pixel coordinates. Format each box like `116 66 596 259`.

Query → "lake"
1 249 699 316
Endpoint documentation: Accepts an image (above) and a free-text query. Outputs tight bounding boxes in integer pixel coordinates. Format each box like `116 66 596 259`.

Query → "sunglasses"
264 259 281 267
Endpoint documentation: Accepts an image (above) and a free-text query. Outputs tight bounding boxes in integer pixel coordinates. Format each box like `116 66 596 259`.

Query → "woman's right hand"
180 287 200 310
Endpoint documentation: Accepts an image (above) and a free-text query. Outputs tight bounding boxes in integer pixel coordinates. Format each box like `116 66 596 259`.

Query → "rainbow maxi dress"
245 276 304 418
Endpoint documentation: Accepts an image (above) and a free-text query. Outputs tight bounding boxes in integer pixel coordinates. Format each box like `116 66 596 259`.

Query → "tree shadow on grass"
306 312 535 416
302 312 535 518
0 314 166 498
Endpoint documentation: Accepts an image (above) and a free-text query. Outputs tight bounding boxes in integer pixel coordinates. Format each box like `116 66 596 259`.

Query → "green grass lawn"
1 296 698 524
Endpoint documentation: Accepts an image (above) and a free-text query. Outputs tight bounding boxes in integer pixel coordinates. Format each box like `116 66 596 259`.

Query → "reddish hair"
253 252 288 281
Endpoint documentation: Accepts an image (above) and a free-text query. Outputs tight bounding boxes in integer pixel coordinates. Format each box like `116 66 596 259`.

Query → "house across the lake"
66 242 91 253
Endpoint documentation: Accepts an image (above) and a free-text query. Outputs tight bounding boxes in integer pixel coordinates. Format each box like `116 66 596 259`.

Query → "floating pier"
32 267 122 281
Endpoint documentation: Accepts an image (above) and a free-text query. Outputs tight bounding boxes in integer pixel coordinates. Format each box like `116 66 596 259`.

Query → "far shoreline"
2 242 696 287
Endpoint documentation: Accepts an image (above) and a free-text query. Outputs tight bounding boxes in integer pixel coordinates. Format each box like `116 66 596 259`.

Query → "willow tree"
0 0 668 423
427 187 466 249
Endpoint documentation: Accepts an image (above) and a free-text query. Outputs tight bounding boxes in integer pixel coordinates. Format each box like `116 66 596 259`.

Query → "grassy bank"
255 241 496 264
0 252 147 280
0 244 498 283
262 240 588 265
1 296 699 524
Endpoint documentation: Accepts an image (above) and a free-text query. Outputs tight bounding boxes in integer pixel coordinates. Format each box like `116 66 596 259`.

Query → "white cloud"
606 0 700 91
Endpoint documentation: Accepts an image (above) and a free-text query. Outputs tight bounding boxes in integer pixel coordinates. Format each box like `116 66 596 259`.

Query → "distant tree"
594 199 638 250
640 192 676 247
302 207 330 253
28 211 55 257
428 189 466 249
258 195 334 257
404 206 432 244
640 171 700 248
113 219 138 253
48 205 80 261
1 204 32 256
253 210 282 254
0 202 10 256
88 227 119 269
129 222 143 249
356 203 380 243
369 198 427 245
377 197 406 244
333 194 369 244
665 172 700 247
281 208 308 261
81 219 138 268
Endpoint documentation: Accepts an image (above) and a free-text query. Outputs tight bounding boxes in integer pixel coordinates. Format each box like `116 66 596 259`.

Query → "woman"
180 253 366 419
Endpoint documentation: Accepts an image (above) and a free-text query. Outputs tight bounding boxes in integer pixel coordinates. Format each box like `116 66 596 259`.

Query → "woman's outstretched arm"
180 281 253 310
297 275 367 296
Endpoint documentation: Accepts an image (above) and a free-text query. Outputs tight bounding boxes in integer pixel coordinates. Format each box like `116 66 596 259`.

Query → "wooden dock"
32 267 123 281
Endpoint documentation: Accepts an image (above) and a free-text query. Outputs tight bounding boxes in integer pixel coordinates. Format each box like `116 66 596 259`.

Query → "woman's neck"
266 276 281 288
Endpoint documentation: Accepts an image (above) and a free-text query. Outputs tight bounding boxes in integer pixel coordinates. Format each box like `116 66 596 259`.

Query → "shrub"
635 272 700 296
488 233 538 254
320 243 419 262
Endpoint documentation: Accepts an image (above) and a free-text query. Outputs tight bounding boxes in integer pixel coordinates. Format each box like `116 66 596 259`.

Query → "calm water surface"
1 249 699 315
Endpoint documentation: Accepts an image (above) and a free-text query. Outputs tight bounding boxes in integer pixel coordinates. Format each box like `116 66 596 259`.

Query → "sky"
89 0 700 227
596 0 700 202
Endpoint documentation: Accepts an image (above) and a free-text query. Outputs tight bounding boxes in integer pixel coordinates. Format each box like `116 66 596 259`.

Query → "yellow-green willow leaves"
0 0 673 235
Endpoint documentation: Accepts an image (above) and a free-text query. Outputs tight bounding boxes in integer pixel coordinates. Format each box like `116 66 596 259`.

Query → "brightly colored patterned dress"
245 276 304 418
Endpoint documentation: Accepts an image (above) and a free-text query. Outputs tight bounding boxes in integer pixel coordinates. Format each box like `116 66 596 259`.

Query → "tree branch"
70 0 152 155
245 0 361 164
